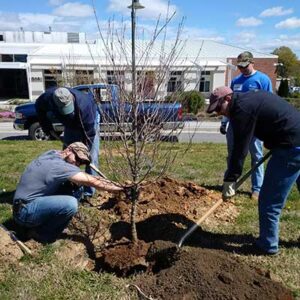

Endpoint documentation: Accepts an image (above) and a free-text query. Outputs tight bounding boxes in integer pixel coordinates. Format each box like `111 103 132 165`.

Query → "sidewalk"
182 121 220 133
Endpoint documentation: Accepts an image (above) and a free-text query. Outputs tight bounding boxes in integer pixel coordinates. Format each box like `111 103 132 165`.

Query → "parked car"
14 83 183 140
289 86 300 93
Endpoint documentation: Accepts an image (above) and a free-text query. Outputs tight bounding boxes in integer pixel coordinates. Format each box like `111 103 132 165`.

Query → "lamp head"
128 0 145 9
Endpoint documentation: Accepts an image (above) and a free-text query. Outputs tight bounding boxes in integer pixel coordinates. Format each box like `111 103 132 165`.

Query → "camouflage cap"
237 51 254 67
68 142 91 164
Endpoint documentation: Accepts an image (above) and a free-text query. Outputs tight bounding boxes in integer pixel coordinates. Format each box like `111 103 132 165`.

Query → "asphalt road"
0 121 226 143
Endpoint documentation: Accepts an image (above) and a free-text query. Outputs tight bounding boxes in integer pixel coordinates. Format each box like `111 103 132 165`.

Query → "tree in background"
272 46 299 79
293 60 300 87
166 91 204 115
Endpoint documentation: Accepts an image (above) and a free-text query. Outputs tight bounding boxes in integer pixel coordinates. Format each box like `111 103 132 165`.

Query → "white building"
0 31 278 100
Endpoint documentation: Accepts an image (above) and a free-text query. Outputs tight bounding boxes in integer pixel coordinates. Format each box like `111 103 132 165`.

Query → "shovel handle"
178 198 223 248
89 163 108 179
236 151 271 190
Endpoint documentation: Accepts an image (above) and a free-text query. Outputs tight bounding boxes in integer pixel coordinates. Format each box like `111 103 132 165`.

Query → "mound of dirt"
111 177 239 226
0 226 23 264
134 243 293 300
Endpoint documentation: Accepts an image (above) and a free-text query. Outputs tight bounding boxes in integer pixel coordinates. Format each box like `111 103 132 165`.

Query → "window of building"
107 70 125 88
1 54 13 62
167 71 183 92
199 71 211 92
75 70 94 85
1 54 27 62
67 32 80 43
0 35 4 42
137 71 156 99
44 69 62 90
14 54 27 63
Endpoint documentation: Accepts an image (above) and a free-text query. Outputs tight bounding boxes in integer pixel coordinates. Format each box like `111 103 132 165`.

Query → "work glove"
219 124 227 135
222 181 236 200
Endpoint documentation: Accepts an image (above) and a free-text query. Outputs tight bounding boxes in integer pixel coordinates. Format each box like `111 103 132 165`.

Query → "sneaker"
251 192 259 200
26 228 42 241
240 243 279 256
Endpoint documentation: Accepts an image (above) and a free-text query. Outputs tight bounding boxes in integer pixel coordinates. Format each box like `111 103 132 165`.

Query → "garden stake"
178 151 271 248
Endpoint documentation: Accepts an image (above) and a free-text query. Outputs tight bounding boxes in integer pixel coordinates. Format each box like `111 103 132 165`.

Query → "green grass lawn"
0 141 299 299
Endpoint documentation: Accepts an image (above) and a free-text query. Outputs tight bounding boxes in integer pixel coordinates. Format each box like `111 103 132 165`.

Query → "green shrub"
166 90 205 114
285 97 300 110
289 92 300 99
278 79 289 97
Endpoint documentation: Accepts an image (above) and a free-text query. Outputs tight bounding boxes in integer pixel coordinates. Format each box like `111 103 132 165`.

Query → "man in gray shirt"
13 142 122 243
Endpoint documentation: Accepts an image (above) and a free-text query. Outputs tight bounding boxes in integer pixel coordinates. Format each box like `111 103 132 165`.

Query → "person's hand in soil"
123 185 139 200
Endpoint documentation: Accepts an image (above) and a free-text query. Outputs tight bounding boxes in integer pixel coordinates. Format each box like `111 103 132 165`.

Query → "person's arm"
220 116 228 134
75 94 97 148
35 94 55 135
224 109 255 182
79 107 96 147
69 172 122 192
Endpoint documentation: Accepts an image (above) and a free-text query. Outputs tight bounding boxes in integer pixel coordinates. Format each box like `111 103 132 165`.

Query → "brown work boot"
251 192 259 200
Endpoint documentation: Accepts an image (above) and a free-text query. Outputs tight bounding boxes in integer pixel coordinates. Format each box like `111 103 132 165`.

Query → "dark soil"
134 242 293 300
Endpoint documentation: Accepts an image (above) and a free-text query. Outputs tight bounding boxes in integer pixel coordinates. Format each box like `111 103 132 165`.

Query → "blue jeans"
64 111 100 197
257 147 300 253
226 122 264 193
14 195 78 243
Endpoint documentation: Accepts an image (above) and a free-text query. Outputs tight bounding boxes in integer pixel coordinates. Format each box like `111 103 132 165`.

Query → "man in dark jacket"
35 87 100 197
207 86 300 255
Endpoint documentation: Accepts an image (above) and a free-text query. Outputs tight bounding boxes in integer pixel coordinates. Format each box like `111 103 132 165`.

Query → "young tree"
92 2 199 243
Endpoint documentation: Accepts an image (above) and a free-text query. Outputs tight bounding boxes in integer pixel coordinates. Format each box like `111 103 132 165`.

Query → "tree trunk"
130 187 138 243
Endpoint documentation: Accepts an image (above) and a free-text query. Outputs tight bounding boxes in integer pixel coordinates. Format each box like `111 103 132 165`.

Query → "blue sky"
1 0 300 57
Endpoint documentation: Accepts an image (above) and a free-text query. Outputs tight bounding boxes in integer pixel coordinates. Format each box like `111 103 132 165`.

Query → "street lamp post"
128 0 145 102
128 0 145 182
127 0 145 243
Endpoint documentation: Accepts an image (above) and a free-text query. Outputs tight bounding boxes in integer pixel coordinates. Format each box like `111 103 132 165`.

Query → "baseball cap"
68 142 91 164
53 88 74 115
237 51 254 68
206 86 233 113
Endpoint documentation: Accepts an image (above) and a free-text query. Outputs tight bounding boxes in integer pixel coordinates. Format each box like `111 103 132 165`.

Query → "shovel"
178 151 271 248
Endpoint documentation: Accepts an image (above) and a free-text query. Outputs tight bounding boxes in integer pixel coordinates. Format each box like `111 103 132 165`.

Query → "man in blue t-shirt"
220 51 272 200
13 142 122 243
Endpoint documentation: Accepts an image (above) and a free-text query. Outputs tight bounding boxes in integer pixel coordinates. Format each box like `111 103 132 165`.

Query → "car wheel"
29 122 50 141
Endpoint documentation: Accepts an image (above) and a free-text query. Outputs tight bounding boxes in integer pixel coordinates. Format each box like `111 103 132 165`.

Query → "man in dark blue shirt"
35 87 100 198
207 86 300 255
